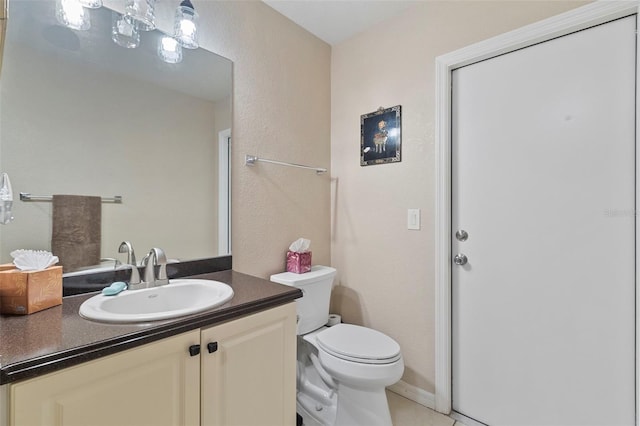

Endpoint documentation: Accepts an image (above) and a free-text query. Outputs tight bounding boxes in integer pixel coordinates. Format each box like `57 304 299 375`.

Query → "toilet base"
297 353 394 426
334 383 393 426
297 386 392 426
296 331 400 426
297 395 333 426
297 340 338 426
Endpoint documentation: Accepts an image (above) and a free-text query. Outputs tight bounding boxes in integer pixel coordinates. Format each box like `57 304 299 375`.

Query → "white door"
451 16 636 426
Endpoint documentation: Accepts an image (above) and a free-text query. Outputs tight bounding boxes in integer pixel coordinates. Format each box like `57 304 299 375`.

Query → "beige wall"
330 1 587 394
196 2 332 277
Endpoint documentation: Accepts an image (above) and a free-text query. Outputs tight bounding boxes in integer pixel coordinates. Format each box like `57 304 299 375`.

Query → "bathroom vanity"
0 270 301 426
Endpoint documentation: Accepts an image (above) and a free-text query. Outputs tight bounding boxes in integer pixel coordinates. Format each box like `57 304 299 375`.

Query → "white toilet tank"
270 265 336 334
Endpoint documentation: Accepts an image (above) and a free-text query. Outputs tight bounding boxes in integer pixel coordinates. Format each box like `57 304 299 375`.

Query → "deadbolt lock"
455 230 469 242
454 253 468 266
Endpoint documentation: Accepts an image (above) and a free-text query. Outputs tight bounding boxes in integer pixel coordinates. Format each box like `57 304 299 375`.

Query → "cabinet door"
201 303 297 426
9 330 200 426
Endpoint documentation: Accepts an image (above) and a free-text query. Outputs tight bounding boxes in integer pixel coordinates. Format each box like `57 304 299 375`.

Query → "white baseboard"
387 380 436 411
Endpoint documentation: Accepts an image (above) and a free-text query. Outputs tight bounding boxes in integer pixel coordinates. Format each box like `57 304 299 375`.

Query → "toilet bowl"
271 266 404 426
313 324 404 387
306 324 404 425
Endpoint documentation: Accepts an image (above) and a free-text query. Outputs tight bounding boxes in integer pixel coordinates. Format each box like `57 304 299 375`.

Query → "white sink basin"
79 279 234 323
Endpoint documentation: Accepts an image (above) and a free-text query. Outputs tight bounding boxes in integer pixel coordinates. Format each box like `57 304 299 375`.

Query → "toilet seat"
316 324 401 365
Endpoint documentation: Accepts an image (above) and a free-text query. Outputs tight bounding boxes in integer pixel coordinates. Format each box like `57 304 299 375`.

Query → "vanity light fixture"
158 36 183 63
124 0 156 32
55 0 91 31
173 0 199 49
55 0 191 64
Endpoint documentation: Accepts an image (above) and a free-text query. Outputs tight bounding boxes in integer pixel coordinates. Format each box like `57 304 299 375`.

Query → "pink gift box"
286 250 312 274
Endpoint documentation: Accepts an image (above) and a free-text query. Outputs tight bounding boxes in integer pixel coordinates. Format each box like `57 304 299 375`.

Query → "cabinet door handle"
207 342 218 353
188 344 201 356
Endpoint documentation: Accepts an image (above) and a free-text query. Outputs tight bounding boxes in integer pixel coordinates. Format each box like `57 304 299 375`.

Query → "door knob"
455 230 468 242
454 253 468 265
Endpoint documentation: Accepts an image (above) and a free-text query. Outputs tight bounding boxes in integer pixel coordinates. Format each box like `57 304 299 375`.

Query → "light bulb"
174 0 199 49
158 36 183 64
56 0 90 31
180 19 196 38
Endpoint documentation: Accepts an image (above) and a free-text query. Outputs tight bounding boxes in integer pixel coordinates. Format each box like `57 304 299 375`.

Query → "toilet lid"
316 324 401 365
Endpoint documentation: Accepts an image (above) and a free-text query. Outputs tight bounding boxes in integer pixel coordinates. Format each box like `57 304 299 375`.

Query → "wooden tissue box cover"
0 266 63 315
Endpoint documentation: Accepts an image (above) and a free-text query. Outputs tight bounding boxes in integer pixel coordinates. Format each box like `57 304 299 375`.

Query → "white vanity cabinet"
5 303 297 426
201 302 297 426
7 330 201 426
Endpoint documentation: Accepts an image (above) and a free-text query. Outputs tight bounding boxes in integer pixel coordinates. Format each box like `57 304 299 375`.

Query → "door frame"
434 1 640 416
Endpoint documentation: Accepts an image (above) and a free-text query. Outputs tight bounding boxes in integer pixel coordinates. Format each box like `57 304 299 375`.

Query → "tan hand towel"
51 195 101 273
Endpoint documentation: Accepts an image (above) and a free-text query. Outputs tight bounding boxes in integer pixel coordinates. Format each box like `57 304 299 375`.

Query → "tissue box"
0 266 63 315
286 251 312 274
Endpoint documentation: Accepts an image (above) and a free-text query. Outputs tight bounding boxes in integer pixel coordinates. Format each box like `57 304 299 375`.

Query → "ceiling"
263 1 419 45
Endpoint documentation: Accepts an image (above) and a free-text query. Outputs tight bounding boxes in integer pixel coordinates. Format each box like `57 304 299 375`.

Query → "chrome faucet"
118 241 141 286
142 247 169 287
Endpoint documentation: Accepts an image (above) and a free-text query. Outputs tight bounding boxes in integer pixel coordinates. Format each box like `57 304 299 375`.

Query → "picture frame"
360 105 401 166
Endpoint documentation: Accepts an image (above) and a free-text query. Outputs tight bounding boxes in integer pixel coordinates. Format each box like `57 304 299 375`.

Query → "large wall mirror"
0 0 232 274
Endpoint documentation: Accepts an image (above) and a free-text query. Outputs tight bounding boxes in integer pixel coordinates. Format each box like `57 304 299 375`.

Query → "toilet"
271 266 404 426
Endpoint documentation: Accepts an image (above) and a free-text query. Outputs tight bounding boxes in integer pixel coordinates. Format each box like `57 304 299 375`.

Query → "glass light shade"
55 0 90 31
158 36 183 64
78 0 102 9
124 0 156 31
111 12 140 49
174 1 199 49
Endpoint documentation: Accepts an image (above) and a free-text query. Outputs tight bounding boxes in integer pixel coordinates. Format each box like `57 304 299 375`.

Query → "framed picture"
360 105 401 166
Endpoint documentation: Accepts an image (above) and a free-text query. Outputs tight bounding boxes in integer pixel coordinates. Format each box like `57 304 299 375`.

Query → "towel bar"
20 193 123 204
245 155 327 174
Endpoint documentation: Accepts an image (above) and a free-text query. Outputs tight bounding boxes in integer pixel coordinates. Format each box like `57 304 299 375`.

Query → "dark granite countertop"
0 270 302 385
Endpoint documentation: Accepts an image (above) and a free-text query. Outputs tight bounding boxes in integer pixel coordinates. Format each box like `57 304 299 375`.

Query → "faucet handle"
143 247 169 286
118 241 136 265
153 248 168 281
151 247 169 285
118 241 140 285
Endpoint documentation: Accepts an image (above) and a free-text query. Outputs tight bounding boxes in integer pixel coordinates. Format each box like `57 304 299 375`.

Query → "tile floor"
387 390 465 426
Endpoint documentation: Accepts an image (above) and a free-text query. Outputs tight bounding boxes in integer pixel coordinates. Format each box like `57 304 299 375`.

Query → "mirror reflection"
0 0 232 274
